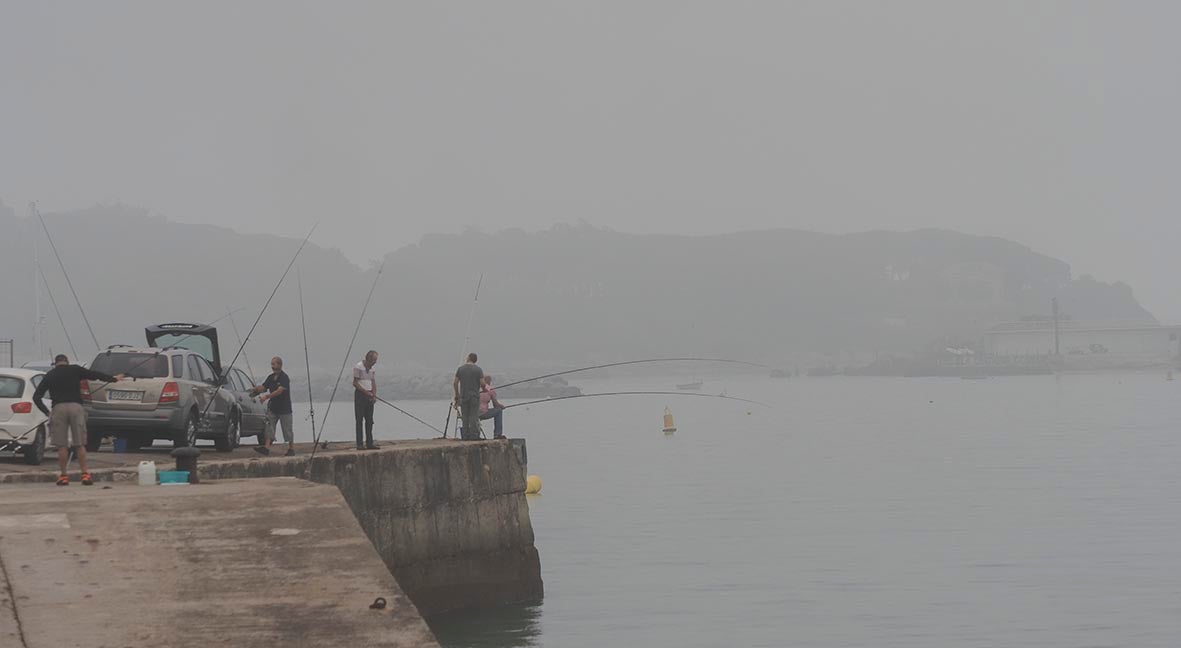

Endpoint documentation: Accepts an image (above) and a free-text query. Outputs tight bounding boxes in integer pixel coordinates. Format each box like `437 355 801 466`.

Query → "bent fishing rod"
443 273 483 439
502 390 771 410
193 225 318 426
496 357 770 392
33 202 101 352
306 261 384 467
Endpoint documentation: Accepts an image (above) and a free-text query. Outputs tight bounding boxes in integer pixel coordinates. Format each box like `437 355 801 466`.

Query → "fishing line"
37 262 78 360
297 268 316 443
226 307 256 382
33 202 100 352
307 261 384 467
502 390 771 410
496 357 769 392
194 224 318 429
443 273 483 438
375 397 442 435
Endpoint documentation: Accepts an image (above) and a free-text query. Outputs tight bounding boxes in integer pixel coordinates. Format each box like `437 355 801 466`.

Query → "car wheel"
23 426 46 465
215 414 240 452
174 410 199 448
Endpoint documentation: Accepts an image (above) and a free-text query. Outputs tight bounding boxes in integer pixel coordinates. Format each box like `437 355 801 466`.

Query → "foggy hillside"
0 202 1154 372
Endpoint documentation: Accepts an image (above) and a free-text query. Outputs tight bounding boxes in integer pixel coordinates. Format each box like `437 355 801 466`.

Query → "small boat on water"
676 380 703 390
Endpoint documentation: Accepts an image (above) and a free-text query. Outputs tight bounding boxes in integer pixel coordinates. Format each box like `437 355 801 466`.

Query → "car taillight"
160 381 180 404
80 380 91 401
10 402 32 414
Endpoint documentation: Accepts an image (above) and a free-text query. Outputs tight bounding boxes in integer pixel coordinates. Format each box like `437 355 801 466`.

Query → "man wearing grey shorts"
33 354 121 485
250 356 294 456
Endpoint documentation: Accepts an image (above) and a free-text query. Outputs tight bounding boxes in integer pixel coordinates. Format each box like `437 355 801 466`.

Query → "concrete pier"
0 439 544 617
0 478 439 648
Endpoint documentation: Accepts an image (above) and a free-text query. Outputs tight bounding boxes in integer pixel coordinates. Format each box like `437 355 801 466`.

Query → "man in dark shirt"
249 356 293 456
33 354 121 486
453 353 484 440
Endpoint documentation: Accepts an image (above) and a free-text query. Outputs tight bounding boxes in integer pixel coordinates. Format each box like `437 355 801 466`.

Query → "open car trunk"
145 323 222 374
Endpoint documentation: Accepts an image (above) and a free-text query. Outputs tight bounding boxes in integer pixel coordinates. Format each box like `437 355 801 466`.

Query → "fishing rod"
297 268 316 443
375 397 442 435
502 390 771 410
307 261 384 466
496 357 770 392
443 273 483 438
33 202 100 352
37 262 78 360
194 225 318 429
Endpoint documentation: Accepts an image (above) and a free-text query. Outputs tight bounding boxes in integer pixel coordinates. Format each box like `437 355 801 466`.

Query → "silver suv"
84 346 244 452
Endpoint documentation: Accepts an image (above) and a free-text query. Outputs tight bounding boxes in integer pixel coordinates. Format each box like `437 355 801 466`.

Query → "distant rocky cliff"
0 201 1154 370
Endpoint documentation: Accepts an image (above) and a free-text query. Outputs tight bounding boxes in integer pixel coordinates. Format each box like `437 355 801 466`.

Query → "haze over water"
307 372 1181 647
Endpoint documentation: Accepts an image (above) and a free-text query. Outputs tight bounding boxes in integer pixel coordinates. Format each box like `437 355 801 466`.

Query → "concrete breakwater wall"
198 440 543 616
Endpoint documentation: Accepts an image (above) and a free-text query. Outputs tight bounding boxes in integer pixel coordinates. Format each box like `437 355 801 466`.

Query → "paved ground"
0 439 460 483
0 478 440 648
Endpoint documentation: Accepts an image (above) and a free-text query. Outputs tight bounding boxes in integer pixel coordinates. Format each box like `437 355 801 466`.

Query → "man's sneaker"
365 443 379 450
253 446 270 456
284 448 295 457
56 475 69 486
81 473 94 486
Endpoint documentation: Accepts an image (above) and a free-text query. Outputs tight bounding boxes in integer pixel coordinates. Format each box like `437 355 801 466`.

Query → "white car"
0 368 49 464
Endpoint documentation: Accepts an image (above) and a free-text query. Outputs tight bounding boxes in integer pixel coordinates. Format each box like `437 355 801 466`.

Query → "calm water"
303 373 1181 647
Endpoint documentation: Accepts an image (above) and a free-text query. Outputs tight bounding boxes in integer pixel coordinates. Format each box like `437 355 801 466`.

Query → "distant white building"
986 320 1181 365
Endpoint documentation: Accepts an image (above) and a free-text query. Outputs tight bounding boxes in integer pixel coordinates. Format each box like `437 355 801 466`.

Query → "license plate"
107 390 143 402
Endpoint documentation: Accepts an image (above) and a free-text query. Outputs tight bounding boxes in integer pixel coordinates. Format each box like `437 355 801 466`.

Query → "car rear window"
0 376 24 398
90 353 170 379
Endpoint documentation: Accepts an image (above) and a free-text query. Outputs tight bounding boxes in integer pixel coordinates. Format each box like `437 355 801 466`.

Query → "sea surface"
300 372 1181 647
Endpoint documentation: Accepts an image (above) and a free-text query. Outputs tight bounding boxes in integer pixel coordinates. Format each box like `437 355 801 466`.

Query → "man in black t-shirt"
33 354 121 485
249 356 293 456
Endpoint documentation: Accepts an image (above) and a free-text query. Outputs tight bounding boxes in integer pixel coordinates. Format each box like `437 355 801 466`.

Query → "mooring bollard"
170 447 202 484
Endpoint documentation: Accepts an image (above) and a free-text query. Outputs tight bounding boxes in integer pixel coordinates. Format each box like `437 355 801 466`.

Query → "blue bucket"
159 471 190 485
112 438 129 453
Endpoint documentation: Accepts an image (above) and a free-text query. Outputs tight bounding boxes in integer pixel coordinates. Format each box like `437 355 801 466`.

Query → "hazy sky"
3 2 1179 319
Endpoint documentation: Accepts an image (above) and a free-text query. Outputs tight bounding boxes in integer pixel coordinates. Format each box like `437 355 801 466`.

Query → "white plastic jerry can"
138 461 157 486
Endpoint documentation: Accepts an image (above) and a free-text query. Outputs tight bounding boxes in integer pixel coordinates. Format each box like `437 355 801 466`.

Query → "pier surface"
0 478 439 648
2 438 541 628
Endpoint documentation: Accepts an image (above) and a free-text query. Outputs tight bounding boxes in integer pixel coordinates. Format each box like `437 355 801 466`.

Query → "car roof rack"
106 344 134 350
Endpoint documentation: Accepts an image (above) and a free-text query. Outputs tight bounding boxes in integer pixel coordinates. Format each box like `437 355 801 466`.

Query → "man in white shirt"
353 350 378 450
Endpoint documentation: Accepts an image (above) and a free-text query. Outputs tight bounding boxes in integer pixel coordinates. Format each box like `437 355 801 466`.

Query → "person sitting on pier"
479 375 506 440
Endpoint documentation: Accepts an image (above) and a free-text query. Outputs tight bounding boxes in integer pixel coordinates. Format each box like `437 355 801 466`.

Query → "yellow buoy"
525 475 542 494
662 406 677 434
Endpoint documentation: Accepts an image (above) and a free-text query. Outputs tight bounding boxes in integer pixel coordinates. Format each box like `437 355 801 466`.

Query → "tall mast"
33 238 47 359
